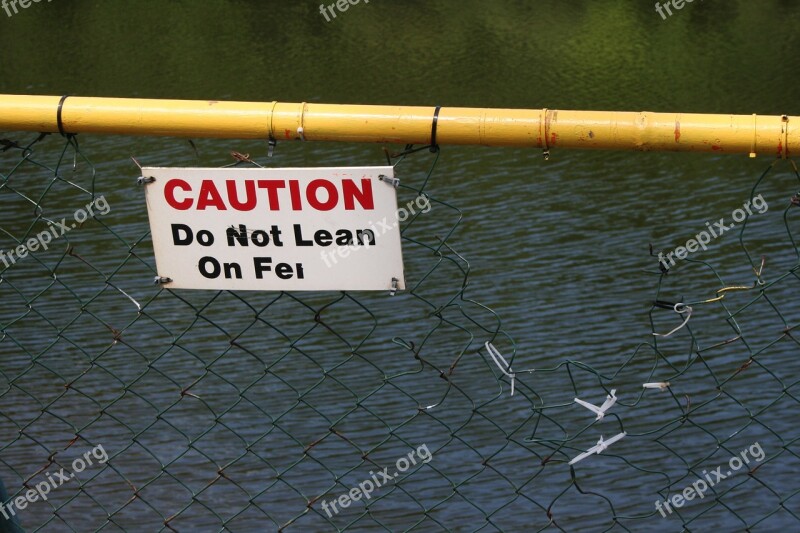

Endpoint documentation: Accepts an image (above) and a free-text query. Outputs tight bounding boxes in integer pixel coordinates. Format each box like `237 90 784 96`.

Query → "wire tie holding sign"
154 276 172 285
268 100 279 157
137 176 155 185
781 115 790 159
379 174 400 188
390 277 399 296
297 101 308 141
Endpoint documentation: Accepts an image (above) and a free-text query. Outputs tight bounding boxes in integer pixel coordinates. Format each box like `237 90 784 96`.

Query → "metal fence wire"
0 132 799 532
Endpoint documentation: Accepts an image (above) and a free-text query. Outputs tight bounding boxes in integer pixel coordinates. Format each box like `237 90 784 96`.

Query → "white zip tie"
114 285 141 312
569 432 627 465
653 303 692 337
574 389 617 421
485 341 515 396
643 382 670 390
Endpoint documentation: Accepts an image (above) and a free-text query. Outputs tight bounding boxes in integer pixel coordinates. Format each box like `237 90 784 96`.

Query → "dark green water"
1 1 800 531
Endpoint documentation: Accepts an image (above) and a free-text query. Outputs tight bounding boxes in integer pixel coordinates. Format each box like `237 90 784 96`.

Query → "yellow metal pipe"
0 94 795 157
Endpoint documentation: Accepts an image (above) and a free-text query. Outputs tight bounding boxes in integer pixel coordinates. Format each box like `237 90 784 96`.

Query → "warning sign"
141 166 405 291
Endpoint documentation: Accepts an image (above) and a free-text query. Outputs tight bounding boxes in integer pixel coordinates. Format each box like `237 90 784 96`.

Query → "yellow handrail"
0 94 794 157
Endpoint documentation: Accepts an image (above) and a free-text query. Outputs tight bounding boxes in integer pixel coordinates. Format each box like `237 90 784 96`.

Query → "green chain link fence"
1 132 799 531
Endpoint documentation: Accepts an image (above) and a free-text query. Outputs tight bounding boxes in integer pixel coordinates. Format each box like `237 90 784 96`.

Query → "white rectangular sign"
141 166 405 291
